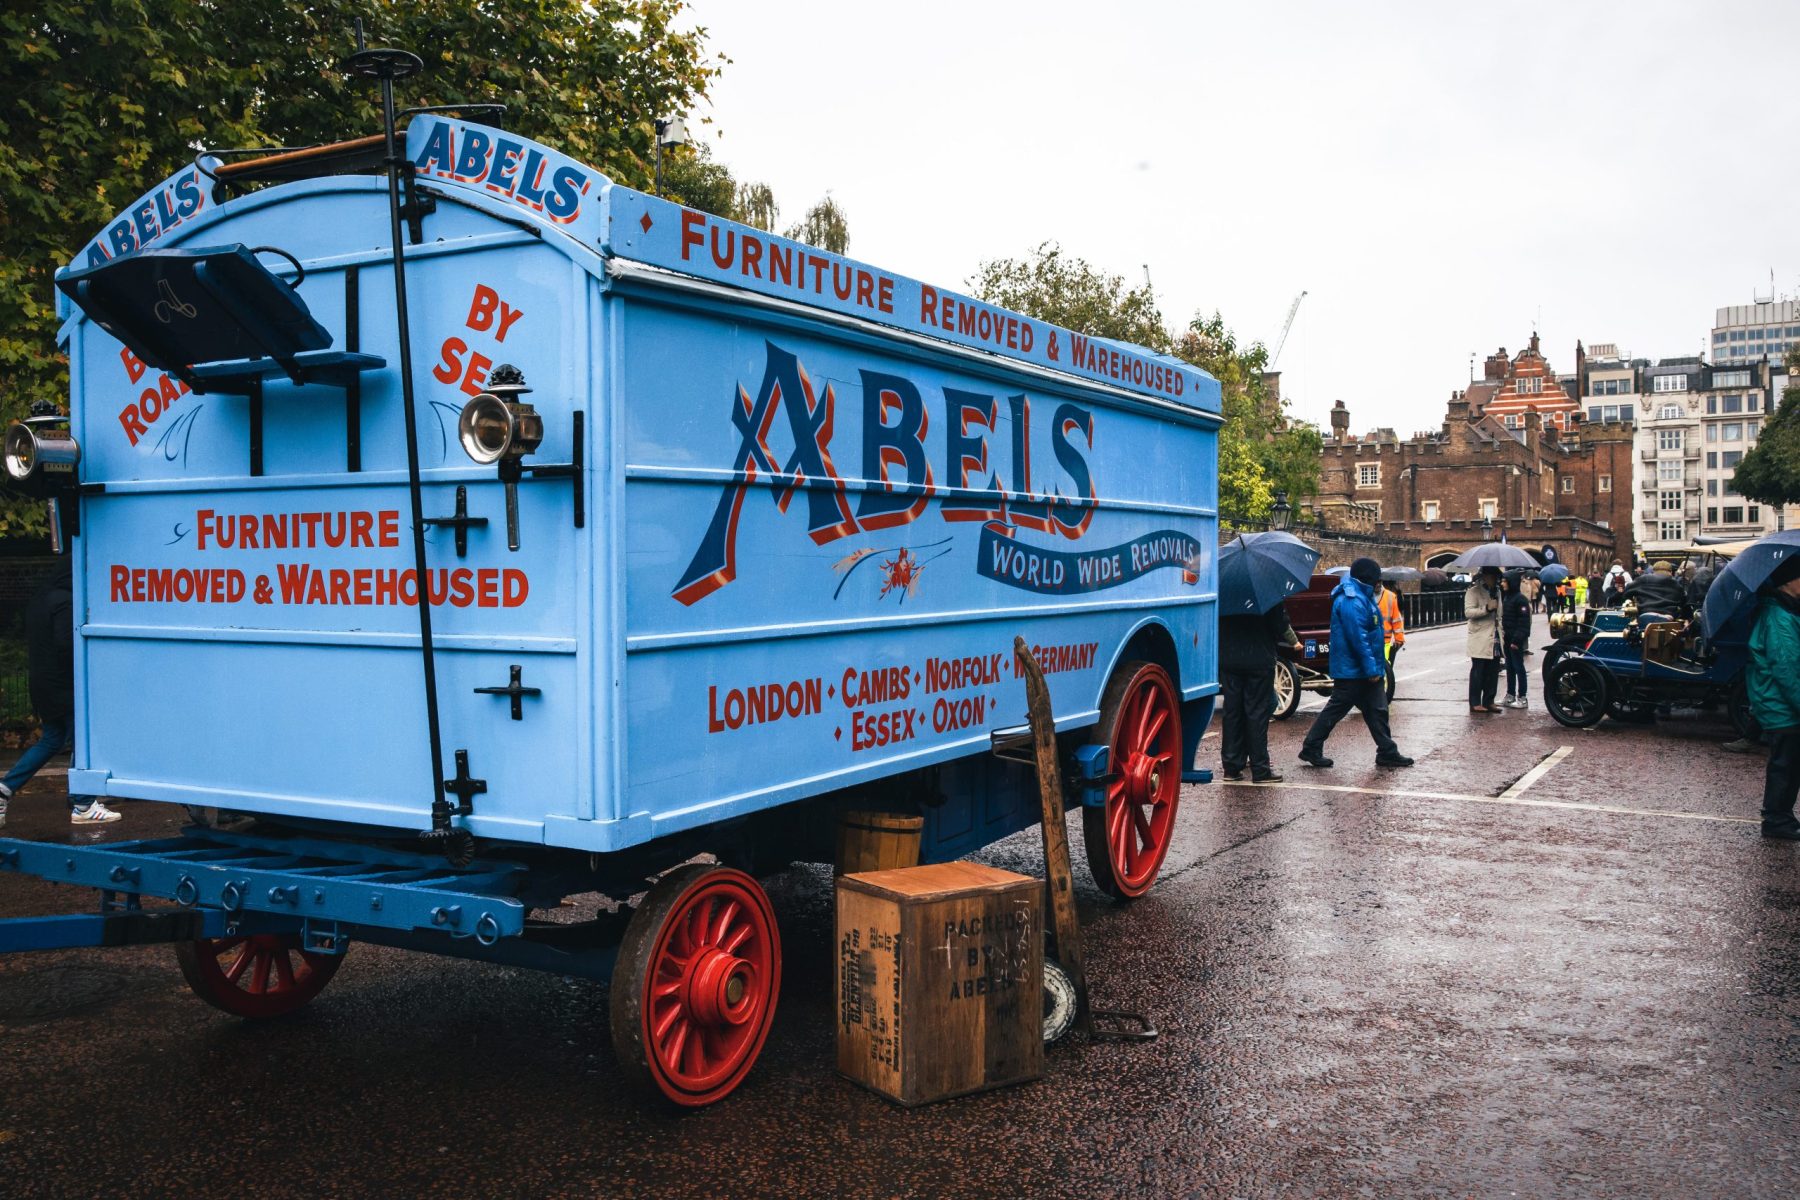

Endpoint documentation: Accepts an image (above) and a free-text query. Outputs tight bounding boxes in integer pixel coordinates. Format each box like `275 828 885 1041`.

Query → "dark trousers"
1763 728 1800 834
1469 657 1500 708
1302 676 1398 758
1503 646 1527 698
1221 668 1275 774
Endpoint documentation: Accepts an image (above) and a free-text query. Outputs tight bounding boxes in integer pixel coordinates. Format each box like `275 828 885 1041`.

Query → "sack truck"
0 43 1220 1107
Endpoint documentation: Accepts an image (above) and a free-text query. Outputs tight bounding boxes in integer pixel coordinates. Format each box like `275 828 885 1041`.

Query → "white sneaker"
71 802 121 824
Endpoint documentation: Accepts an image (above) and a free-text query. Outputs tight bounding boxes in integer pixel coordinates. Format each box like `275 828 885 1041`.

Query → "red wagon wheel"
610 864 781 1108
1083 660 1182 899
174 933 345 1018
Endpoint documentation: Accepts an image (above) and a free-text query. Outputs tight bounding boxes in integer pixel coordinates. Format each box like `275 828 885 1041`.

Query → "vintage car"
1540 606 1634 682
1542 602 1756 735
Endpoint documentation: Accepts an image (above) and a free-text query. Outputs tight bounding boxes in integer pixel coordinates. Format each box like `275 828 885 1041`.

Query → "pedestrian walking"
1298 558 1413 770
1572 573 1589 611
1746 560 1800 840
1501 571 1531 708
0 563 121 827
1466 566 1503 713
1219 601 1299 783
1377 579 1405 699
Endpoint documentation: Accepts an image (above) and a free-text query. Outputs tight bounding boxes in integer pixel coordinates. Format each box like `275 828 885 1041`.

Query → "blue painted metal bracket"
1073 744 1110 808
0 832 528 946
1181 768 1214 784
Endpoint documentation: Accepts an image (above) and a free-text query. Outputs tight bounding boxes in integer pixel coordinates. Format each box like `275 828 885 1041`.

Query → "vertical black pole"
348 24 452 844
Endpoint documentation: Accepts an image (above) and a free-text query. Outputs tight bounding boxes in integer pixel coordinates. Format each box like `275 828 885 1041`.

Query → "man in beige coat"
1466 566 1504 712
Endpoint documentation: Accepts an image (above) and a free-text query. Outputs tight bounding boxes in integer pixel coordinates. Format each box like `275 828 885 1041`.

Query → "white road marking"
1498 745 1573 799
1216 778 1758 825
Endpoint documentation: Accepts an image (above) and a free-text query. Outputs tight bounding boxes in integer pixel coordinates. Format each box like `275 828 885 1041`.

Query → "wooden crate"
835 862 1043 1106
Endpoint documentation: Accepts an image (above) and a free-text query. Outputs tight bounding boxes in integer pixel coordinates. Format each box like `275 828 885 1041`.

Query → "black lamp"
1271 489 1291 531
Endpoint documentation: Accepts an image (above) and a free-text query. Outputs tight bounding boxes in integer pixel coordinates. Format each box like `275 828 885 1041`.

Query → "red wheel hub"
634 869 780 1106
1099 664 1181 897
174 933 344 1019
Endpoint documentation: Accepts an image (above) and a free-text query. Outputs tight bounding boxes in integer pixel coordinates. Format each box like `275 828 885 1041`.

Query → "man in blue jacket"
1299 558 1414 769
1747 560 1800 840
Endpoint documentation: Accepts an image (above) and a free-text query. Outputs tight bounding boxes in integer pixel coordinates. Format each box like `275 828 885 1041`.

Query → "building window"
1707 452 1718 468
1723 505 1744 524
1357 463 1380 488
1723 422 1742 441
1750 505 1761 523
1748 395 1760 412
1658 429 1684 452
1598 475 1612 492
1654 375 1689 393
1479 498 1497 520
1660 491 1683 511
1731 330 1747 341
1747 419 1760 438
1715 370 1752 387
1723 450 1743 469
1708 506 1719 523
1517 377 1543 395
1658 406 1683 422
1706 425 1718 442
1657 460 1682 483
1660 520 1684 541
1560 476 1574 493
1722 394 1743 414
1421 501 1440 521
1503 413 1521 428
1707 479 1718 496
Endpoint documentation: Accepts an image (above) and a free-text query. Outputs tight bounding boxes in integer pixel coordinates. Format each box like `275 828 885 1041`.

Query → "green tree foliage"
970 242 1168 352
0 0 721 538
785 194 850 255
1732 352 1800 506
970 244 1321 519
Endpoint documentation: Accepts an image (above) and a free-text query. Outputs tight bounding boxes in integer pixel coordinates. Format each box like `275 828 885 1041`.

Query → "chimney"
1529 331 1541 355
1485 348 1509 381
1444 392 1472 445
1330 399 1349 442
1524 409 1542 456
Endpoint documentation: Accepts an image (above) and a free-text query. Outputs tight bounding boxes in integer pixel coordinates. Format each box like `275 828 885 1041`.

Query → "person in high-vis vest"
1572 573 1589 612
1378 579 1406 699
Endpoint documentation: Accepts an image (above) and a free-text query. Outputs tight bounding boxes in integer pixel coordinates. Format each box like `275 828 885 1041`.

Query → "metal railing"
1399 591 1466 630
0 672 30 722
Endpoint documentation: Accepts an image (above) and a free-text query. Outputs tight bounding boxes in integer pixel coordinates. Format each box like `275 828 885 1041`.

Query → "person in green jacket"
1747 563 1800 840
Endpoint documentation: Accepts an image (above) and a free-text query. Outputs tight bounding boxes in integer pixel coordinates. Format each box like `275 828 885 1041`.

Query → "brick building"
1478 334 1580 432
1307 390 1635 574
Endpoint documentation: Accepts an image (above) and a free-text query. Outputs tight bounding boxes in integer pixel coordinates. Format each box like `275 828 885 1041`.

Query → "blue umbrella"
1537 563 1570 586
1218 531 1321 615
1701 530 1800 640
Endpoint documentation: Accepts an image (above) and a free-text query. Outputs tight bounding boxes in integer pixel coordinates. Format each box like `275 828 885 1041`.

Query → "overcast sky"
681 0 1799 435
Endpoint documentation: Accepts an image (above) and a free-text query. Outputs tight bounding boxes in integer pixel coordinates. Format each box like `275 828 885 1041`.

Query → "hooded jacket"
1328 575 1386 681
1748 593 1800 733
1501 585 1532 648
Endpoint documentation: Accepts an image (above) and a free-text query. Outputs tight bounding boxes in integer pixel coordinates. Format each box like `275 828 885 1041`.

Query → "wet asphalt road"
1 622 1796 1198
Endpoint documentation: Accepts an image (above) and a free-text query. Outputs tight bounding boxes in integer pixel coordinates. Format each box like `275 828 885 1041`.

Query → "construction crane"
1270 290 1307 368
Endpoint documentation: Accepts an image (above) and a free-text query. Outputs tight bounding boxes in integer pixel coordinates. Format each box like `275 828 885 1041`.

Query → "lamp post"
1482 514 1494 542
653 115 688 196
1271 489 1291 531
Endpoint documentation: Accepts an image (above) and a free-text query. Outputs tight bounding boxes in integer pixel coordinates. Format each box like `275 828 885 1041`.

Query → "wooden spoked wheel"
610 864 781 1107
174 933 345 1018
1083 660 1182 899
